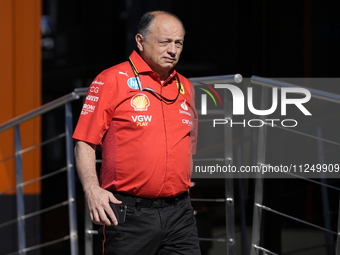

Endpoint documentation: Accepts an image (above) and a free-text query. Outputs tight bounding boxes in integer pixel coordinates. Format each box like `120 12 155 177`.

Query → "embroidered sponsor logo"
179 99 190 116
127 77 139 89
119 71 129 77
182 119 193 127
131 93 150 111
91 80 104 85
86 95 99 102
82 104 96 113
179 109 191 116
181 99 188 110
177 82 185 94
131 115 152 126
90 86 99 93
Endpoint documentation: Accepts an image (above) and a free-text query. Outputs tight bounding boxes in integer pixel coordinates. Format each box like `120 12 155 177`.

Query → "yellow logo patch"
177 82 185 95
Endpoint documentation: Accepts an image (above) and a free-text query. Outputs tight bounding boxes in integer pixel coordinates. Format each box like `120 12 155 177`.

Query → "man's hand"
74 140 122 226
85 186 122 226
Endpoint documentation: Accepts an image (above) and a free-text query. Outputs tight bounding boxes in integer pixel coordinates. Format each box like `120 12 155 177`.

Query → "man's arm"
74 140 121 226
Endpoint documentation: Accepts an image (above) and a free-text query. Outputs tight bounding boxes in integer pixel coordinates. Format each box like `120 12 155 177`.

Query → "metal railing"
249 76 340 255
0 90 87 255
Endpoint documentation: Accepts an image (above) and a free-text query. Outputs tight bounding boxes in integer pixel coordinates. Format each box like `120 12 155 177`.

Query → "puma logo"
119 71 129 77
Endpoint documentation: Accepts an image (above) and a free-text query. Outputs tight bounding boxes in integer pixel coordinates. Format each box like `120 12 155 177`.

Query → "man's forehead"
151 14 184 35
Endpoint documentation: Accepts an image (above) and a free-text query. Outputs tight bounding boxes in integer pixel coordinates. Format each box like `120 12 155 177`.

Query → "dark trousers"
99 194 201 255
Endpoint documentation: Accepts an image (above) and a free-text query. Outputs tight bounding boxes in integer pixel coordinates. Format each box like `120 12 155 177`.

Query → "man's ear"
135 34 144 52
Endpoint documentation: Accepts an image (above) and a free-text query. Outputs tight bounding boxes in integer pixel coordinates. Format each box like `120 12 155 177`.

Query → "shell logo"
131 93 150 111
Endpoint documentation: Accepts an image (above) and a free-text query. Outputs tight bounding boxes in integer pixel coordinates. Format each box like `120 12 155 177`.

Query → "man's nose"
167 43 177 55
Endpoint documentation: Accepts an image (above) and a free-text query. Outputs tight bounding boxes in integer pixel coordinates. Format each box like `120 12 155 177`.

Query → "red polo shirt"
73 51 198 198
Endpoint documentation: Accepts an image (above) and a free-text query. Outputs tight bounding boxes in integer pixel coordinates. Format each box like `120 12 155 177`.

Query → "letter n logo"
198 83 222 115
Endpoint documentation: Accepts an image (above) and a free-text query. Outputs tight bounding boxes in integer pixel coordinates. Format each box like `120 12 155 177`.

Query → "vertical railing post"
237 145 248 255
336 195 340 255
250 86 268 255
224 88 235 255
85 202 94 255
14 125 26 255
65 102 79 255
316 127 333 255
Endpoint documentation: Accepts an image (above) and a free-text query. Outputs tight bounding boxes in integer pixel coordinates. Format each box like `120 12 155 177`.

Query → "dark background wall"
42 0 340 104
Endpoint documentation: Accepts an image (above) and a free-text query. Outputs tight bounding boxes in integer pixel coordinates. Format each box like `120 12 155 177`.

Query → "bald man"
73 11 200 254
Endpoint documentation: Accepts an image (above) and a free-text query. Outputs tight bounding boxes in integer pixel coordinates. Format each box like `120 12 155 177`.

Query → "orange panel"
0 0 42 195
14 0 42 194
0 0 15 194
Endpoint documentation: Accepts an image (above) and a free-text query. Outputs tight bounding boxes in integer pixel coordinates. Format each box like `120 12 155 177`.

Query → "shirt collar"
129 50 177 79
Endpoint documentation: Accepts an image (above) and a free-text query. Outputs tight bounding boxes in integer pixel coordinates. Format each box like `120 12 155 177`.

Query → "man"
73 10 200 254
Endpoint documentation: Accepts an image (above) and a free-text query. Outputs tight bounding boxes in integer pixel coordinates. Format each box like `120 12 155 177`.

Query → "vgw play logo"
198 82 312 128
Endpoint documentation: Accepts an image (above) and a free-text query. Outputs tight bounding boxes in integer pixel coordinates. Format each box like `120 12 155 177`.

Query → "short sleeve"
72 73 116 145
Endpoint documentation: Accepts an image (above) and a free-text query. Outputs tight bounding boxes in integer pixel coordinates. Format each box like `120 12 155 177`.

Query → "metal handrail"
0 133 66 164
0 91 83 133
251 76 340 104
256 203 338 235
6 235 71 255
0 199 72 229
262 121 340 146
0 165 68 196
190 74 243 86
73 87 90 96
253 245 279 255
191 198 227 202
